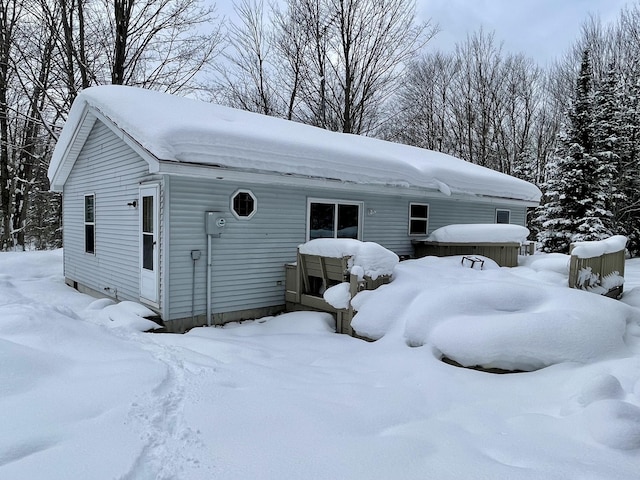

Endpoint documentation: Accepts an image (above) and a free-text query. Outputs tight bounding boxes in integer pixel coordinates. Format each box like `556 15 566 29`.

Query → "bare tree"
219 0 277 115
221 0 436 134
383 52 457 151
0 0 22 249
97 0 222 93
386 28 558 187
0 0 223 250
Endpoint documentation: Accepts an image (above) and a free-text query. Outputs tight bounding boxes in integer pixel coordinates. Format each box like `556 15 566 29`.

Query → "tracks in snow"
118 340 206 480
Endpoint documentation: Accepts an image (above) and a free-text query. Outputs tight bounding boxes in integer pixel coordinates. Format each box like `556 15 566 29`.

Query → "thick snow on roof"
49 85 541 203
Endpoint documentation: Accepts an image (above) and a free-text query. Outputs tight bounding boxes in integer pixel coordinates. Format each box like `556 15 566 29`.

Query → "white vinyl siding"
166 177 529 321
63 120 159 306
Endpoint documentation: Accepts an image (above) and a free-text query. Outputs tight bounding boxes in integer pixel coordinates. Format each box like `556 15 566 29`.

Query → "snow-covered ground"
2 249 640 479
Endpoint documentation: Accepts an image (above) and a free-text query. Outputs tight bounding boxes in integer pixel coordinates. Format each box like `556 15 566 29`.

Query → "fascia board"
50 106 95 191
156 160 538 207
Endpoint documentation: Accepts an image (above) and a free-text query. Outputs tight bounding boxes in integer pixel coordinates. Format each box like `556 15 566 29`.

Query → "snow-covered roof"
49 85 541 204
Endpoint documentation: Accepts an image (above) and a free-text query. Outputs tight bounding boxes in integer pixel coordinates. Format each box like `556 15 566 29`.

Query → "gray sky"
419 0 630 64
215 0 631 65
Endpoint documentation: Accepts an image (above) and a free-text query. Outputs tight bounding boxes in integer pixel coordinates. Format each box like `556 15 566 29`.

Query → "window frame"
408 202 430 236
495 208 511 224
230 189 257 220
84 193 95 254
306 198 363 241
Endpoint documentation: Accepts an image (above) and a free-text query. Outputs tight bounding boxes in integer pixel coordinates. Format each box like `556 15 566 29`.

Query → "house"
48 85 542 332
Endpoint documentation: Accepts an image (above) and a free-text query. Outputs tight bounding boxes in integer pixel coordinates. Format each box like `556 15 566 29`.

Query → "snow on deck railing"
569 236 627 297
298 238 399 280
570 235 627 259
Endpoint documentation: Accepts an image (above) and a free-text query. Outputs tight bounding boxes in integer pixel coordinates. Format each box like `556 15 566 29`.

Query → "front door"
140 185 159 304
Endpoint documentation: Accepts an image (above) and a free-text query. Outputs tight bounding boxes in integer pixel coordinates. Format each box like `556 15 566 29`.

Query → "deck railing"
285 251 390 335
568 238 626 298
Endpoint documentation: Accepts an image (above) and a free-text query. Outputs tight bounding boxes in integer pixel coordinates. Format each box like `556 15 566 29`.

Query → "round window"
231 190 257 219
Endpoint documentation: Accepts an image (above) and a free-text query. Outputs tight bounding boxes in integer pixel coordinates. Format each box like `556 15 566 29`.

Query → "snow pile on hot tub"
425 223 530 244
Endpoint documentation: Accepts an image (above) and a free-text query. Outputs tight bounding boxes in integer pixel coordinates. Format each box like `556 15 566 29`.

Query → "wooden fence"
568 246 626 298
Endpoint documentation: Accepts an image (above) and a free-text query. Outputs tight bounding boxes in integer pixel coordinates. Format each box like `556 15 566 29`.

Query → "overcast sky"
215 0 631 65
419 0 630 64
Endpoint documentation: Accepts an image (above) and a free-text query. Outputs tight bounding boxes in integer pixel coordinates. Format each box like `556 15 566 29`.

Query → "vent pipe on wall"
204 212 225 327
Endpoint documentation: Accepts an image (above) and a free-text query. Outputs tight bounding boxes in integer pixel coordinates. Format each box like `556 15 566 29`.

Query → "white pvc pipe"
207 234 212 327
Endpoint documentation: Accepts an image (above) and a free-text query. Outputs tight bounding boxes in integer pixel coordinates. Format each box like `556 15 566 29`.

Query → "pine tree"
537 50 613 253
587 61 618 237
614 72 640 254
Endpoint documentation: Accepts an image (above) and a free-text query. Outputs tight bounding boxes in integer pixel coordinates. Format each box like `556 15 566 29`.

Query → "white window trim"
496 208 511 224
230 189 257 220
84 193 95 255
306 198 364 241
408 202 429 236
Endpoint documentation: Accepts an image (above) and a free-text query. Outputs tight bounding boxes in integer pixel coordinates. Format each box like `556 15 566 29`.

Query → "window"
231 189 257 219
142 195 154 270
496 209 511 224
409 203 429 235
84 194 95 254
308 199 362 240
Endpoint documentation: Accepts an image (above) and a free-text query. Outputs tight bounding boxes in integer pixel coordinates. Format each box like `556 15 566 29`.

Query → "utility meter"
205 211 225 237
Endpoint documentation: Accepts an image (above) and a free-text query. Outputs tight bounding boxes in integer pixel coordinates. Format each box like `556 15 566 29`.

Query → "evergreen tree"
613 72 640 254
537 50 612 253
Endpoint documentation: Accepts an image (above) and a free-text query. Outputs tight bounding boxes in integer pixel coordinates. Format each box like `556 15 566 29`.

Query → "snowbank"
425 223 530 244
584 400 640 450
351 255 638 371
3 249 640 479
571 235 627 259
84 299 162 332
298 238 399 280
49 85 541 203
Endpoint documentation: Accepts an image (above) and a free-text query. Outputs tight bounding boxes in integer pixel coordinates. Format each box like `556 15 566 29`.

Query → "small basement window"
409 203 429 235
496 209 511 224
84 194 95 254
231 189 257 219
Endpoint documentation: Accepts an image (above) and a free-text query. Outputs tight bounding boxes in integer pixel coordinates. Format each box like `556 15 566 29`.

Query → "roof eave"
49 105 95 192
155 159 540 206
49 105 161 192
